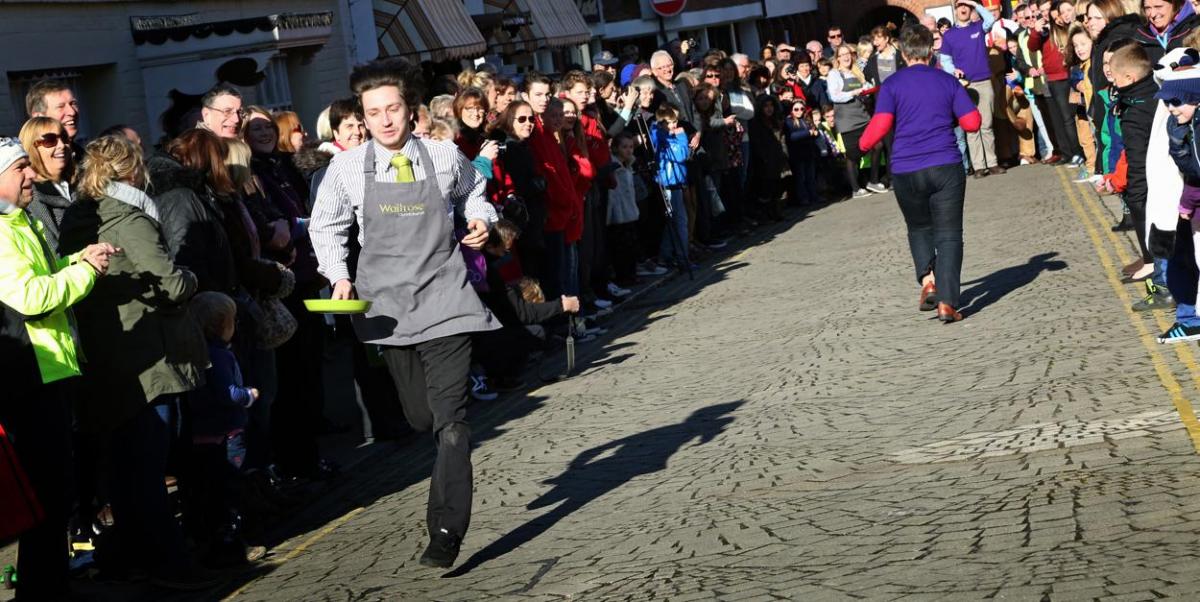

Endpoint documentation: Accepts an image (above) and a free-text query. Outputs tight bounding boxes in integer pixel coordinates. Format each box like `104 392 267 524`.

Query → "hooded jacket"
0 202 95 397
1135 4 1200 65
1114 74 1159 209
146 152 238 294
58 183 208 433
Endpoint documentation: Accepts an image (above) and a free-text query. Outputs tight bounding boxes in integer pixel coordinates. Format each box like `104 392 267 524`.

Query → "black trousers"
893 162 967 308
272 294 326 477
578 188 609 301
1047 80 1083 160
381 334 473 538
1 382 71 599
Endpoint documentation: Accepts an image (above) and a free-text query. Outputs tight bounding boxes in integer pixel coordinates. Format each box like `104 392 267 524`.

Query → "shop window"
254 55 294 112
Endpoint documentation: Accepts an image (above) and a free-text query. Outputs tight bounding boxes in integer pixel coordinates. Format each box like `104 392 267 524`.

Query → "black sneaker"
1111 215 1134 232
1157 323 1200 344
419 528 461 568
1132 284 1175 312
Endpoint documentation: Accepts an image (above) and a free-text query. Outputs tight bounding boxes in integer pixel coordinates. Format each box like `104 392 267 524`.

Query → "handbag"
0 421 44 542
247 261 297 350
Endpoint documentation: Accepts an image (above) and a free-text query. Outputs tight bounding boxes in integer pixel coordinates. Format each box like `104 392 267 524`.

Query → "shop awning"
375 0 487 62
480 0 589 54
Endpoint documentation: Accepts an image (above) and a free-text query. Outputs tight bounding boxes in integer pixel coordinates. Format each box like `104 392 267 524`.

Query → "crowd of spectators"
5 0 1200 595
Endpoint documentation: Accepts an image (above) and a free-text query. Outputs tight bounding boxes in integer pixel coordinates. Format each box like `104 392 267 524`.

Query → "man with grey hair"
730 53 752 82
650 50 697 132
805 41 824 64
920 14 937 30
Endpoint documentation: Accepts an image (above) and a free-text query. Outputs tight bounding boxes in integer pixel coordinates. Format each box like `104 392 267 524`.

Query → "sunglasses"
35 132 63 148
704 73 721 79
514 115 532 123
829 33 842 39
1164 98 1189 107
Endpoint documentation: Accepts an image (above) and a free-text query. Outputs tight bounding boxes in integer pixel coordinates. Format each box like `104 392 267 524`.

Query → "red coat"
529 118 585 241
1027 28 1069 82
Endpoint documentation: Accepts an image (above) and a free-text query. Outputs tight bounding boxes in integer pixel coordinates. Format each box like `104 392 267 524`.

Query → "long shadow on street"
959 252 1068 316
445 400 744 577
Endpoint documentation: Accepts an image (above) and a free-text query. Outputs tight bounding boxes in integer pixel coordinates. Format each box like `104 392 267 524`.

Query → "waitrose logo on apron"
380 203 426 216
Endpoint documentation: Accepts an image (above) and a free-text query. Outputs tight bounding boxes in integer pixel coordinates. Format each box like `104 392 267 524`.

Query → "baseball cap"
593 50 619 66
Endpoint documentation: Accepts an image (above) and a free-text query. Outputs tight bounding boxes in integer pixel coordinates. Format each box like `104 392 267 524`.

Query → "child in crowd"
187 291 266 567
474 220 581 388
815 105 847 198
1109 40 1161 288
652 103 691 269
785 99 820 206
1157 57 1200 342
608 132 645 287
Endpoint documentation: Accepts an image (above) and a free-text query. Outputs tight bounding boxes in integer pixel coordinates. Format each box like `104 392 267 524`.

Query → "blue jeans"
660 187 689 265
1169 218 1199 325
955 127 969 171
892 162 967 308
103 397 192 579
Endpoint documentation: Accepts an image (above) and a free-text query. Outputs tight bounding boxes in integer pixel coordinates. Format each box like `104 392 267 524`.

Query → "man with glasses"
941 0 1005 177
823 27 844 59
197 84 244 139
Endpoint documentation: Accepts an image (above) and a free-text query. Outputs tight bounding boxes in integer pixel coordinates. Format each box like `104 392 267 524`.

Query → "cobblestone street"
204 164 1200 601
12 164 1200 602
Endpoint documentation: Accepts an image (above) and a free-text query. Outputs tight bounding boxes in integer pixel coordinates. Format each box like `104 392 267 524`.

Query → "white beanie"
0 137 27 175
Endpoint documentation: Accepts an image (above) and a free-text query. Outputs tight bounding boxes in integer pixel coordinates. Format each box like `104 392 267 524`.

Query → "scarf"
105 181 160 222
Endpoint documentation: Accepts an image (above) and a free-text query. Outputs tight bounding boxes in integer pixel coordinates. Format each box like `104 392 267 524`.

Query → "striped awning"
375 0 487 62
481 0 589 53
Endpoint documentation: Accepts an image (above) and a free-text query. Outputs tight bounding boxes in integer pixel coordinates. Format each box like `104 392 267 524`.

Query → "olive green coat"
59 184 208 433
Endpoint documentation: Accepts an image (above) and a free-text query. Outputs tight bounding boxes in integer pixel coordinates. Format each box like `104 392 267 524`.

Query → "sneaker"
1157 323 1200 344
705 239 729 249
851 188 872 199
865 182 888 193
636 262 668 277
469 375 498 401
607 282 632 297
1069 155 1085 166
1111 214 1134 232
1132 284 1175 312
593 298 613 310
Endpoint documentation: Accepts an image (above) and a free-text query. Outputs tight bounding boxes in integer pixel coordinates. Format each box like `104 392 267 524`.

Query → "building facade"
0 0 358 144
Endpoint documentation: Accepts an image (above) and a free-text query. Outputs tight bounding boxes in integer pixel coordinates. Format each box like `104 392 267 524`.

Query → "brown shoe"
919 280 938 311
936 302 963 323
1044 154 1063 165
973 170 989 179
1121 259 1145 276
989 165 1007 176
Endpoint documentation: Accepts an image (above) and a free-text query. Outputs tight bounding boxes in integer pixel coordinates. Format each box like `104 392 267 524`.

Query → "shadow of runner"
444 401 744 577
958 252 1068 316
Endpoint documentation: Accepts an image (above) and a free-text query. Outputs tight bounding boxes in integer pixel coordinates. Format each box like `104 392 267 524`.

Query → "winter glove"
1149 223 1177 260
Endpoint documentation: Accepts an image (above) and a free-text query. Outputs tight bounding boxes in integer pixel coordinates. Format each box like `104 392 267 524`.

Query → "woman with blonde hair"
58 135 213 589
19 117 75 250
827 42 880 198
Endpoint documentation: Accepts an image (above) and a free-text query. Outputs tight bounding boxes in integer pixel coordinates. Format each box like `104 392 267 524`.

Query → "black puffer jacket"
1134 10 1200 66
146 151 238 294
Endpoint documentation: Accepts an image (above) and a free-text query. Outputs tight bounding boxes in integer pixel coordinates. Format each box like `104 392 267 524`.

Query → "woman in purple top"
860 26 982 323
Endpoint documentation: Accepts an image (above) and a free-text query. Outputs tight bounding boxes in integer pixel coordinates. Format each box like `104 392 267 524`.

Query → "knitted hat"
1154 48 1200 105
620 63 638 87
0 137 27 175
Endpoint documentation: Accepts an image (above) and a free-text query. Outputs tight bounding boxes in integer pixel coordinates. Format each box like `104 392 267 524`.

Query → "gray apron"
352 141 496 346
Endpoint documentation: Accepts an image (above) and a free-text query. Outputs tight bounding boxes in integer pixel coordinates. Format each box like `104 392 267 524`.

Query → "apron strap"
363 142 377 176
412 138 438 182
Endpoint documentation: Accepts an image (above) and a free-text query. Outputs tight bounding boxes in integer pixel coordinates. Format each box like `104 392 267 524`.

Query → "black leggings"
841 127 879 191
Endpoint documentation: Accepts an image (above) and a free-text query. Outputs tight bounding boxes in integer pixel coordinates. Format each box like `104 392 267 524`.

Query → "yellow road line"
221 506 366 600
1070 171 1200 398
1053 168 1200 451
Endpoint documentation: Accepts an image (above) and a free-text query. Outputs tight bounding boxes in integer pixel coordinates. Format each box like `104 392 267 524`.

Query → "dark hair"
328 97 363 132
349 58 426 110
493 75 517 94
165 128 235 196
201 83 242 109
489 99 533 138
692 82 719 117
937 17 952 28
591 70 616 91
899 25 935 62
97 124 135 139
610 130 636 151
25 79 73 116
521 71 553 93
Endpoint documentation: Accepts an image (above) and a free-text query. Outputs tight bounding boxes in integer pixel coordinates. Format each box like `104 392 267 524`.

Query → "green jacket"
0 203 95 387
59 184 208 433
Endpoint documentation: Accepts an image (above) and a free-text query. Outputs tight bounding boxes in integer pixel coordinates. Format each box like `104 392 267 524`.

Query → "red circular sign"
651 0 687 17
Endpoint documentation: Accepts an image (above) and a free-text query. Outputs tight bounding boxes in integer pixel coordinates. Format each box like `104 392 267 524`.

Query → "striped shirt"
309 136 497 285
